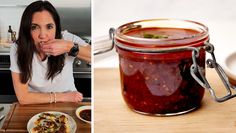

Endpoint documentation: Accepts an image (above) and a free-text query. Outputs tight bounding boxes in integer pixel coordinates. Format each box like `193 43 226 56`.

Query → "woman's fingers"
40 39 69 56
74 92 83 102
63 91 83 102
39 41 53 54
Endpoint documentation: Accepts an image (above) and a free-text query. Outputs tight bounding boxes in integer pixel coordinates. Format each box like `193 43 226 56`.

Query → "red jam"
115 20 208 115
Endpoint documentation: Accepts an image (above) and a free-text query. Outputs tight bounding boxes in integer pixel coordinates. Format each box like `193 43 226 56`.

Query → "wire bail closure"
94 28 115 55
191 42 236 102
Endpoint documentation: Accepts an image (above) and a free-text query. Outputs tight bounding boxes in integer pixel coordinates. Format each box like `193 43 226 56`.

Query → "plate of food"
27 111 76 133
76 105 91 124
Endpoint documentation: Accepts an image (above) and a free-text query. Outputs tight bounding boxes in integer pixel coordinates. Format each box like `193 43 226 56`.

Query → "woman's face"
31 10 56 50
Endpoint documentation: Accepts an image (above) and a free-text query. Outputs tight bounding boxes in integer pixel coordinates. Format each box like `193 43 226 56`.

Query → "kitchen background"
0 0 91 102
0 0 91 40
94 0 236 69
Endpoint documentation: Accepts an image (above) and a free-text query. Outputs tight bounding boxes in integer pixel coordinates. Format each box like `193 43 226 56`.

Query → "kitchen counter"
94 68 236 133
0 104 11 129
0 43 10 55
0 97 91 132
0 102 91 133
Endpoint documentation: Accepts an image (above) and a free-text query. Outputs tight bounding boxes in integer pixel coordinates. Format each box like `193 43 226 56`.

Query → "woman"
10 0 91 104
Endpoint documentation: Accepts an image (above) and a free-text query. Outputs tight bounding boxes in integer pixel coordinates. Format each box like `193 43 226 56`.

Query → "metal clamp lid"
94 28 115 55
190 42 236 102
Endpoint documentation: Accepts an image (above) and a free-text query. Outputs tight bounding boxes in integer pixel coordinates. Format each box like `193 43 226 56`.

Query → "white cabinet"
51 0 90 7
0 0 33 6
0 0 90 7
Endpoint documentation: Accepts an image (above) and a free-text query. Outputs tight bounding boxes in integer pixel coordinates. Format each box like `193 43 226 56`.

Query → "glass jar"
94 19 236 116
114 19 209 116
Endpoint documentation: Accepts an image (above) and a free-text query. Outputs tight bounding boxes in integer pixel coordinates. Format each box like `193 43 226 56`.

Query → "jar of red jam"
113 19 208 116
95 19 236 116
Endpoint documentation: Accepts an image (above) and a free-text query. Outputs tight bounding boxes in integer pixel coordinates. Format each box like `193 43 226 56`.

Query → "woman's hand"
58 91 83 103
40 39 72 56
40 39 91 63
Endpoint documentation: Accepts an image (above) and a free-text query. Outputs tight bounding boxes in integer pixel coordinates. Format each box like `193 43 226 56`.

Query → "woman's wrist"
49 92 53 103
55 92 62 102
53 92 56 103
66 41 74 53
55 92 70 102
49 92 57 103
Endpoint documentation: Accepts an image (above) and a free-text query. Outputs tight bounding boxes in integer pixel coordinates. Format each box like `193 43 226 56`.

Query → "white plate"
224 51 236 85
27 111 77 133
76 105 91 124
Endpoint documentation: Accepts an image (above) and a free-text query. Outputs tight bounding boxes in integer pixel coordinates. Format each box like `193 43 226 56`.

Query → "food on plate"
79 109 91 121
31 112 70 133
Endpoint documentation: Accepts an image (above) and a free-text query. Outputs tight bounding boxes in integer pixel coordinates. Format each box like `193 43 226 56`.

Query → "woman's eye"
47 24 54 29
31 25 38 31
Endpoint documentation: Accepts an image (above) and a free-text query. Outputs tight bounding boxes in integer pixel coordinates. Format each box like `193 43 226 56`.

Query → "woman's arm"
11 72 83 105
75 44 91 63
40 40 91 63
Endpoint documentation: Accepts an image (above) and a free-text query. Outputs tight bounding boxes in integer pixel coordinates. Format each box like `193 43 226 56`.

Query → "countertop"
94 68 236 133
0 43 10 54
0 98 91 132
0 102 91 133
0 104 11 129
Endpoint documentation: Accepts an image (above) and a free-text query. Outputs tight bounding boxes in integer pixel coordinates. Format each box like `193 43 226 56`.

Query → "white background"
93 0 236 68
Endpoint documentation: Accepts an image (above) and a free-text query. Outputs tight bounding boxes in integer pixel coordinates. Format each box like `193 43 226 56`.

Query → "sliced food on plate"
28 112 75 133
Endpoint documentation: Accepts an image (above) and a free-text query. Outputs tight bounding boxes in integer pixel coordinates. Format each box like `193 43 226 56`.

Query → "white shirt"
10 31 87 93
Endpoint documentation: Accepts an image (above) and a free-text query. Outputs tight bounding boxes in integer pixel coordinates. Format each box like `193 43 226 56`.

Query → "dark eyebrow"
47 23 55 26
31 23 55 26
31 23 39 26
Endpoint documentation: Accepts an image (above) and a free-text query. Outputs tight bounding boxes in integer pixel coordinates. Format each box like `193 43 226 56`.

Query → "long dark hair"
16 0 65 83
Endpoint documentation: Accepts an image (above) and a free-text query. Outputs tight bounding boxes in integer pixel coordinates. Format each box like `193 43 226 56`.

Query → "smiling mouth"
38 41 51 56
39 41 46 45
38 42 44 50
